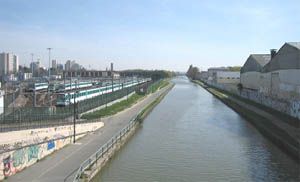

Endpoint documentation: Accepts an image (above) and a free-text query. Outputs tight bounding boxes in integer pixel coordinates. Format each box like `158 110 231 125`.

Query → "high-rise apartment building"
13 55 19 73
65 60 81 71
52 59 57 69
0 52 19 76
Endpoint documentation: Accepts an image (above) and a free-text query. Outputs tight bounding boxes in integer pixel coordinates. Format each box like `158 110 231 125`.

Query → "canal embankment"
193 80 300 162
5 81 174 182
0 80 168 181
81 79 171 119
75 82 175 182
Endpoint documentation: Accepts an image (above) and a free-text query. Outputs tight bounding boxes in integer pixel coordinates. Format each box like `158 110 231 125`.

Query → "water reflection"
95 77 299 182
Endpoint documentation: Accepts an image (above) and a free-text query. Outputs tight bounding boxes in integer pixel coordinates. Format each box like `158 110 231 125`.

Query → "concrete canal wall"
208 81 300 120
0 121 104 181
78 84 175 182
193 80 300 162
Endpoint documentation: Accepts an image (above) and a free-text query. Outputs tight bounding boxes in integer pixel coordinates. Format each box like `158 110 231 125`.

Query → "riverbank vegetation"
148 79 170 93
82 80 171 119
137 84 174 122
81 93 144 119
120 70 175 81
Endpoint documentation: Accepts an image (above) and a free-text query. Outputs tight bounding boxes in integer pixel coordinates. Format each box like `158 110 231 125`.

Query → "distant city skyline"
0 0 299 71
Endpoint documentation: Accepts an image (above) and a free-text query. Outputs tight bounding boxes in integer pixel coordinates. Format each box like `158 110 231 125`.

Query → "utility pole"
73 80 77 143
47 48 52 78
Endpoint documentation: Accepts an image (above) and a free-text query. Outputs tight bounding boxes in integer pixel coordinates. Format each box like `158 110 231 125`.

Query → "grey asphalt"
7 87 170 182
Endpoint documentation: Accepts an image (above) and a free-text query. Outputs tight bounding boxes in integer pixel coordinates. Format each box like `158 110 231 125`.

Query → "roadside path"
7 85 171 182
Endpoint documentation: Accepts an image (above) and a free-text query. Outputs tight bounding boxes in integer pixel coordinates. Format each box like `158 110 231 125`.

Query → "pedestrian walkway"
7 86 170 182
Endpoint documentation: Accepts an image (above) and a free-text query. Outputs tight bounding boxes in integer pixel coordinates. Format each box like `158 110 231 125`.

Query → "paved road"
7 86 171 182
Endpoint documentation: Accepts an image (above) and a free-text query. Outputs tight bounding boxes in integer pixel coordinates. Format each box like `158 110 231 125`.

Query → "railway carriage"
57 82 93 92
28 82 49 92
56 79 150 106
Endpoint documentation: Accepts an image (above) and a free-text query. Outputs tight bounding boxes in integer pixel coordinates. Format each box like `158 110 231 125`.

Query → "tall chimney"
270 49 277 59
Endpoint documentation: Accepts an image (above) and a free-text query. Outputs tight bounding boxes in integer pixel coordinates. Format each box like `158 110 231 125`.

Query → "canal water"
94 77 299 182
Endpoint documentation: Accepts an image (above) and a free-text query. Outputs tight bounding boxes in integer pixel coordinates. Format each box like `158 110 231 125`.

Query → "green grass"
81 93 144 119
148 79 170 93
81 79 171 120
136 83 175 122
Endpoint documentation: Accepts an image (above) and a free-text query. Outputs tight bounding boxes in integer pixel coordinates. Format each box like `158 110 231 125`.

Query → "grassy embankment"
136 83 174 122
81 79 170 120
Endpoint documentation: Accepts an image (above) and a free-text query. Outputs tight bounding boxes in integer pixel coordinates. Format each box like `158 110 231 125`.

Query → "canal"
94 77 299 181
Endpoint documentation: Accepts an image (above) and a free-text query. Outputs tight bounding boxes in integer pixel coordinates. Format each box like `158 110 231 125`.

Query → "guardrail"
71 114 141 182
0 83 144 132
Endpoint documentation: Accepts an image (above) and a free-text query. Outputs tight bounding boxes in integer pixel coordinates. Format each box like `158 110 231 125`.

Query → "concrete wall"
212 71 240 84
0 122 104 180
242 69 300 100
259 69 300 99
241 72 261 90
206 81 300 120
0 92 3 115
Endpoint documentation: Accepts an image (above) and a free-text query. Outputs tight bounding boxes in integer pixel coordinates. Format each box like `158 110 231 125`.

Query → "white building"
0 90 4 115
207 67 228 83
19 72 33 81
65 60 81 71
214 71 240 84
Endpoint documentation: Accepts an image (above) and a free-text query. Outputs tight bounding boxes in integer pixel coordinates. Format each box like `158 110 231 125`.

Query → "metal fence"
71 113 140 182
3 89 21 107
0 81 155 132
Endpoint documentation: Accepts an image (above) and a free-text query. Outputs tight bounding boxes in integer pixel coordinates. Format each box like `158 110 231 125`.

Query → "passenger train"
56 81 93 92
56 78 150 106
27 82 49 92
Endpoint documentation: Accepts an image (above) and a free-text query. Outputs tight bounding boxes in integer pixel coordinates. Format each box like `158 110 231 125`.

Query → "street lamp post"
105 85 108 109
47 80 51 107
47 48 52 78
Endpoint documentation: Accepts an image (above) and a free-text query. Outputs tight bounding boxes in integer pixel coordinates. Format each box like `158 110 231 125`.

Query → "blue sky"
0 0 299 71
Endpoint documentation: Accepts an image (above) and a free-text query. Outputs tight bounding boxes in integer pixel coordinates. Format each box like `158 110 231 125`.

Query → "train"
56 81 93 92
27 82 49 92
27 81 93 92
56 79 150 106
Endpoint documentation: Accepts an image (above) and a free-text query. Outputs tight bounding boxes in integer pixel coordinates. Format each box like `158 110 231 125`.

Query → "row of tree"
120 69 175 81
186 65 242 80
186 65 199 80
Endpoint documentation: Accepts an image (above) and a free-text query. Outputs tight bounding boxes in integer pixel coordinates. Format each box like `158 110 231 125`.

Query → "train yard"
0 77 153 131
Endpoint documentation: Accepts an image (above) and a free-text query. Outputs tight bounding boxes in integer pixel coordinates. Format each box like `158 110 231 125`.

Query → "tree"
186 65 199 80
228 66 242 72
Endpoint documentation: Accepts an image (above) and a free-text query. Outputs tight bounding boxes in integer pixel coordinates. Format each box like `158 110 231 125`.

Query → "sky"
0 0 299 71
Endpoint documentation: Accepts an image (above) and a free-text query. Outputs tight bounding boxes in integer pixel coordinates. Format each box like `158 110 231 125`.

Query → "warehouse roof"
262 42 300 72
287 42 300 50
241 54 271 73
